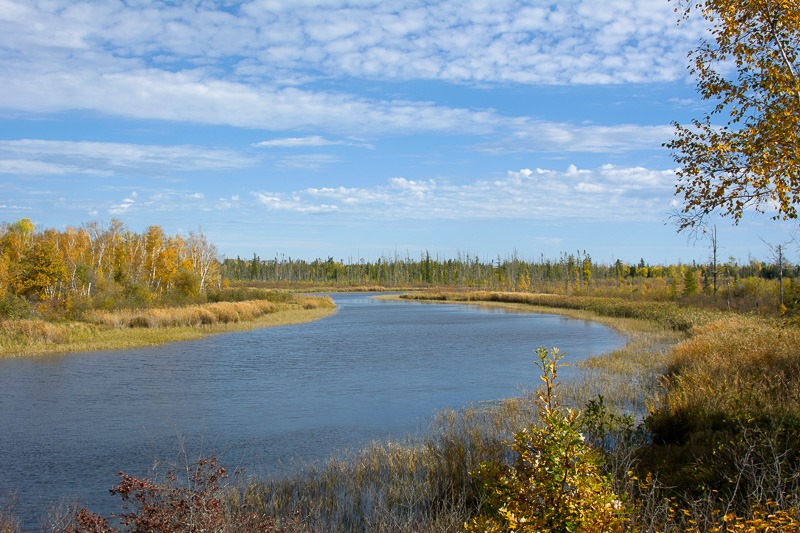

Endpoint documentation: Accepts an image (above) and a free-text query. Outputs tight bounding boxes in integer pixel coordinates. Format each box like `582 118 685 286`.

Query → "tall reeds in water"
240 399 539 532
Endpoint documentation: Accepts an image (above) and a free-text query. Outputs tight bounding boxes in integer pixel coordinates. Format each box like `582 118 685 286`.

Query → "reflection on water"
0 293 623 527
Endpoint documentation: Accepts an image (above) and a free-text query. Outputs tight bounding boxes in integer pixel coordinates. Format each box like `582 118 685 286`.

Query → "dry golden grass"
0 296 336 357
658 314 800 419
401 290 717 333
84 300 281 328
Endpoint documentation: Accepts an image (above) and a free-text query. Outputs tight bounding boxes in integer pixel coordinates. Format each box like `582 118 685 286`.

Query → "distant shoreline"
0 296 336 358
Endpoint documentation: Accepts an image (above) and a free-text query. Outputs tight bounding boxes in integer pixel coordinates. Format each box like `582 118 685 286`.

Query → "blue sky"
1 0 797 265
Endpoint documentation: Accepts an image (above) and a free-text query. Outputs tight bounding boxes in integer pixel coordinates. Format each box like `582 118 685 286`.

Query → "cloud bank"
253 164 677 222
0 0 704 134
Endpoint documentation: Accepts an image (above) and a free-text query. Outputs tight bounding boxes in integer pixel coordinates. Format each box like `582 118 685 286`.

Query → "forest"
222 248 800 314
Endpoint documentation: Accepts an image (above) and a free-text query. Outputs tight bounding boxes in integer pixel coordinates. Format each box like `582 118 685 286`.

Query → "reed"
0 295 335 357
84 300 280 328
241 398 539 532
644 313 800 506
402 290 717 333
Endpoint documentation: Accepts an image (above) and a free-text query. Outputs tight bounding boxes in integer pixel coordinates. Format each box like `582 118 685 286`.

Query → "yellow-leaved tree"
666 0 800 230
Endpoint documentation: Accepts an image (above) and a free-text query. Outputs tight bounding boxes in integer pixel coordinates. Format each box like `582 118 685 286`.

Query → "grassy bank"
0 294 335 357
400 290 719 332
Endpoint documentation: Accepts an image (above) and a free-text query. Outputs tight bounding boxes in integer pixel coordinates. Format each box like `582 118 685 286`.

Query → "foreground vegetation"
3 289 799 532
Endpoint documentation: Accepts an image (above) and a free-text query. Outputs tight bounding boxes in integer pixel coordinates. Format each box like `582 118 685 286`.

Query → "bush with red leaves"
64 457 308 533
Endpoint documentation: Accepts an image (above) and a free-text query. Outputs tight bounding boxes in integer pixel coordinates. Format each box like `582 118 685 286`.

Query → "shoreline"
0 297 337 358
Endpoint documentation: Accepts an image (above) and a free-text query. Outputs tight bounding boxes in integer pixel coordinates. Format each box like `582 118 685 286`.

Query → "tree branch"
763 1 800 107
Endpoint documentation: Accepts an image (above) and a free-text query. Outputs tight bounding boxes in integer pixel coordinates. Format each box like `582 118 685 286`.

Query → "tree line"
222 249 799 311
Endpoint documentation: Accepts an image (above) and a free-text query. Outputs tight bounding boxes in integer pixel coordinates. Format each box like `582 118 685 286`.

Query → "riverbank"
0 294 336 357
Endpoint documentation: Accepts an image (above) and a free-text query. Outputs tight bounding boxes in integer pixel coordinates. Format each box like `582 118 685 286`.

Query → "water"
0 293 623 528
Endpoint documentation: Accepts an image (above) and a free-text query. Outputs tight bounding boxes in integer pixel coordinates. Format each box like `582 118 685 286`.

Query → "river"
0 293 624 529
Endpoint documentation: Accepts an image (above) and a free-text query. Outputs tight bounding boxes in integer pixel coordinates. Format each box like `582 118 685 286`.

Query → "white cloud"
0 140 257 175
254 136 374 149
0 158 110 176
273 154 345 170
109 192 137 215
251 163 677 222
254 192 339 214
476 122 674 154
0 0 706 135
1 64 502 135
216 195 240 209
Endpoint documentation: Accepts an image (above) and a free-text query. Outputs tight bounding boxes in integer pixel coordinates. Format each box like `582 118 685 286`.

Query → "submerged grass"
0 295 335 357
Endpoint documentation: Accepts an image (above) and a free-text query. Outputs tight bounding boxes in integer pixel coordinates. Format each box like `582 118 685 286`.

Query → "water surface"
0 293 623 527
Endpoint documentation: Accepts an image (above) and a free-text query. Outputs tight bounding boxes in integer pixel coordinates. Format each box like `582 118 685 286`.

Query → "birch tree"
666 0 800 230
186 229 219 291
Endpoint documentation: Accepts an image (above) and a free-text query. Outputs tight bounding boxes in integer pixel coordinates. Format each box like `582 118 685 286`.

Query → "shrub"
170 270 201 302
0 294 33 319
466 348 628 532
206 288 292 304
65 457 308 533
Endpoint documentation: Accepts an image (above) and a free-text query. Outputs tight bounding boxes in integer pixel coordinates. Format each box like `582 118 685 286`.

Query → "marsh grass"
0 295 335 357
663 315 800 422
402 290 717 333
239 398 540 533
85 300 281 328
644 313 800 506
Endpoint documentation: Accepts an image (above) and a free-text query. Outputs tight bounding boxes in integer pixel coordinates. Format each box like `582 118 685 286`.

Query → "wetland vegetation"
2 217 800 531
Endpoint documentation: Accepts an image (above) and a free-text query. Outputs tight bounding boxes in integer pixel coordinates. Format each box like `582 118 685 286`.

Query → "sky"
1 0 797 265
